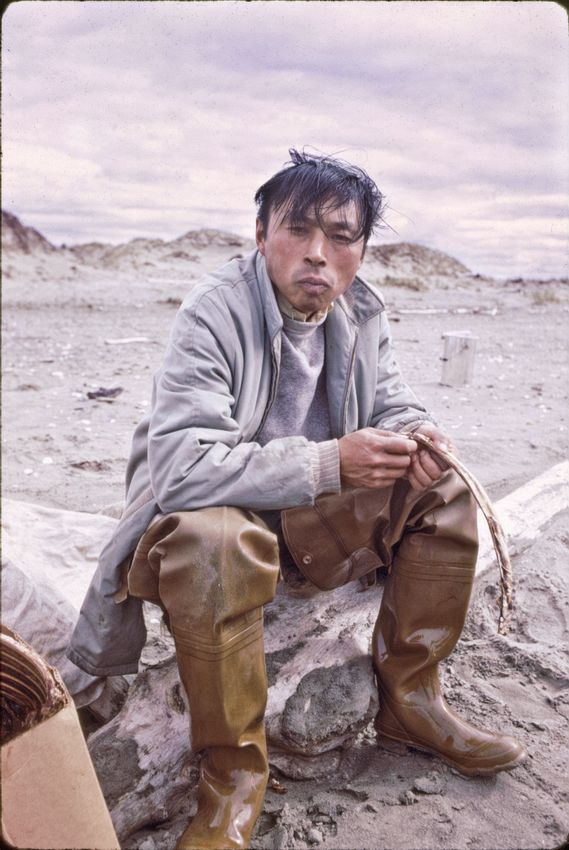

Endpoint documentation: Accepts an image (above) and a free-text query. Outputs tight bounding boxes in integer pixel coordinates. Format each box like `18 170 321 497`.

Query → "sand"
2 218 568 849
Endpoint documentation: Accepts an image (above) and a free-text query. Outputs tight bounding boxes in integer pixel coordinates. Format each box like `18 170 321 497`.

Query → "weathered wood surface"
2 461 568 839
440 331 477 385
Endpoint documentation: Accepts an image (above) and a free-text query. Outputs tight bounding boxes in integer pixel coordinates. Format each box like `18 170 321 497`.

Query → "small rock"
269 748 341 780
307 827 323 845
412 772 446 795
271 824 290 850
87 385 124 401
312 814 334 825
365 802 380 813
278 657 378 755
341 784 369 802
399 790 419 805
312 801 334 818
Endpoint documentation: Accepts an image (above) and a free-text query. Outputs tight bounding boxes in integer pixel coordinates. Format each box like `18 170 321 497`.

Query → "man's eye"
289 225 306 235
332 234 352 245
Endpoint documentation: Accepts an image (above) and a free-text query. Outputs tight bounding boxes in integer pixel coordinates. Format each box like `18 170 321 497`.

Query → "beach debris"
391 306 498 317
69 460 111 472
269 776 288 795
440 331 478 386
87 386 124 401
15 383 40 391
157 296 183 307
410 431 514 634
104 337 150 345
398 790 419 805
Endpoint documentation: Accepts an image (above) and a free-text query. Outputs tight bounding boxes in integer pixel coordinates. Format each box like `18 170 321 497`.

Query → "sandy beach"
2 211 568 850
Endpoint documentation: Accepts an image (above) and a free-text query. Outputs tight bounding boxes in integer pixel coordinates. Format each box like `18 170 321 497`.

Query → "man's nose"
304 232 326 265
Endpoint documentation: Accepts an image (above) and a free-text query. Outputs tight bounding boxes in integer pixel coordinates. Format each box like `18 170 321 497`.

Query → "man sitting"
69 149 526 849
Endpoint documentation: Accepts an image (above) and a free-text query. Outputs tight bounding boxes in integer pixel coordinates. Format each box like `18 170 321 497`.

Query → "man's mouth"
298 276 329 289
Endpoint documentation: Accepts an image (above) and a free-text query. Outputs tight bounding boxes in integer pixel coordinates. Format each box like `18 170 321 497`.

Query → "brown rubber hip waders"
128 471 525 848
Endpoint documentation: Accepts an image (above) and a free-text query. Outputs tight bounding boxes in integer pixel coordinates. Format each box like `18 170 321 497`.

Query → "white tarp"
1 498 118 706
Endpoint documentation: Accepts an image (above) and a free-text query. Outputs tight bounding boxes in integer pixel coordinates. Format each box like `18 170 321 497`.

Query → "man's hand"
338 428 418 489
405 421 457 492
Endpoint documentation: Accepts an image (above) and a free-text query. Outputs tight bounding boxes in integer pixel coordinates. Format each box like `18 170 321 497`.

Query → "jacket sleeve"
146 298 329 513
369 311 436 432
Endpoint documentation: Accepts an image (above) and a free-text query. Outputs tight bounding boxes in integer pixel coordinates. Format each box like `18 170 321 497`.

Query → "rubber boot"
127 507 280 850
173 613 270 850
373 470 526 776
373 557 527 776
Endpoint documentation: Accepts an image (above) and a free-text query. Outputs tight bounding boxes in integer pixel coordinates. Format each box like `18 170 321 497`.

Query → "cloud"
2 0 567 277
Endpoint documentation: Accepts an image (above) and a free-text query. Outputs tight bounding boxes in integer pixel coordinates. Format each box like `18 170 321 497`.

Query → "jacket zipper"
341 328 358 435
252 334 280 441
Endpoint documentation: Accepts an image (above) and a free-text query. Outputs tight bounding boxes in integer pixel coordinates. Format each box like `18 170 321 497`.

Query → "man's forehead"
281 201 361 231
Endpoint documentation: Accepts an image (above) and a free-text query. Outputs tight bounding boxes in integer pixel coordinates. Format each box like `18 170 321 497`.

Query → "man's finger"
375 435 417 455
407 470 427 491
372 451 413 470
409 453 434 487
416 449 445 479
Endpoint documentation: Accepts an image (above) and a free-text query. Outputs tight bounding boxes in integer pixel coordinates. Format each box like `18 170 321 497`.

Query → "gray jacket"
68 250 431 676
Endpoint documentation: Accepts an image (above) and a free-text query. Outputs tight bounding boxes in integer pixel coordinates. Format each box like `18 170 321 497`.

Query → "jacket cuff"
387 414 437 434
310 439 341 496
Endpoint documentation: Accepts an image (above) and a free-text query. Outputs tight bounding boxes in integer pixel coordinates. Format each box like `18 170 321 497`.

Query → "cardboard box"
1 629 120 849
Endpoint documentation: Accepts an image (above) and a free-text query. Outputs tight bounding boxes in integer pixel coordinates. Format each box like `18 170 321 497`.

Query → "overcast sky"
2 1 568 278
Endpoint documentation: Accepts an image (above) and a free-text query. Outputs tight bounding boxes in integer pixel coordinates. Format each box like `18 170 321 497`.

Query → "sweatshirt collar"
276 291 333 324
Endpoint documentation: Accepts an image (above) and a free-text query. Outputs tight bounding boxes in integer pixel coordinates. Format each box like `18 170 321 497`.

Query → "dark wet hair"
254 148 385 246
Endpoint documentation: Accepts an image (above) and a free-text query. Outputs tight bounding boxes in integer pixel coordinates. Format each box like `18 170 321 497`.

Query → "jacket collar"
241 250 283 339
338 275 385 326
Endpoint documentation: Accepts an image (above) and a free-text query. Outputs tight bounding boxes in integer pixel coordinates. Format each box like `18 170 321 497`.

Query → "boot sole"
377 728 528 777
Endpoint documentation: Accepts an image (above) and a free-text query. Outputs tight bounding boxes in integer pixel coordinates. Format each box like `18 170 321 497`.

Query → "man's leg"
373 470 527 775
128 507 280 850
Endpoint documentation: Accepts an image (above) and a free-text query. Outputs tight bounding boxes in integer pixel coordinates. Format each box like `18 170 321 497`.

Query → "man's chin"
291 290 332 314
295 299 329 316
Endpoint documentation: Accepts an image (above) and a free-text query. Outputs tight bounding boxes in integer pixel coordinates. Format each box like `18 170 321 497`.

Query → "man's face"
256 201 365 315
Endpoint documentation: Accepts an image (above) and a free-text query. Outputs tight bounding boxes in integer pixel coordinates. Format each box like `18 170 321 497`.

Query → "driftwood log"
84 461 569 840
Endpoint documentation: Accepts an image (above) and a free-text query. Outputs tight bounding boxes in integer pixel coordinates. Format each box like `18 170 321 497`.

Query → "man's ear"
255 218 265 254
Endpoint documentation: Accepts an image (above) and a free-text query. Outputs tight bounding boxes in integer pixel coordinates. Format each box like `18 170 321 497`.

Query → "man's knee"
139 506 280 635
398 469 479 565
